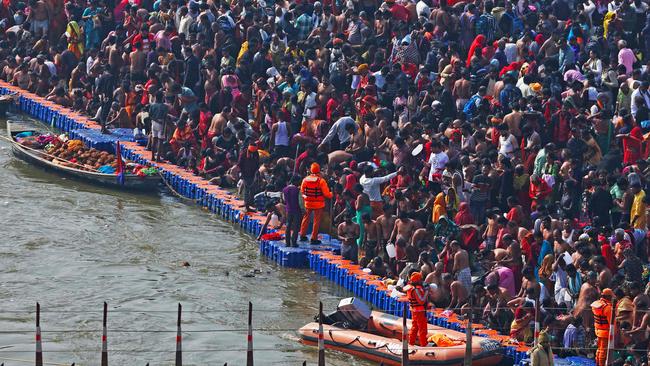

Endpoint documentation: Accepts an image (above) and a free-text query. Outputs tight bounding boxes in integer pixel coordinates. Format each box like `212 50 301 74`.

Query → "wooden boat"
7 120 160 191
299 310 504 366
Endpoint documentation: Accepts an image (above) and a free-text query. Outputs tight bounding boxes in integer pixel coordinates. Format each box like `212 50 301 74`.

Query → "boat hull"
299 311 504 366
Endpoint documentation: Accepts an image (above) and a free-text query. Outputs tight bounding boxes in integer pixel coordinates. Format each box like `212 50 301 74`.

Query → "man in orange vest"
405 271 428 346
300 163 333 244
591 288 614 366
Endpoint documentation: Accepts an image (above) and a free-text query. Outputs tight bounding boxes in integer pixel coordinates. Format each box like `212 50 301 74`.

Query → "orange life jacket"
592 299 612 338
302 174 327 209
406 285 427 312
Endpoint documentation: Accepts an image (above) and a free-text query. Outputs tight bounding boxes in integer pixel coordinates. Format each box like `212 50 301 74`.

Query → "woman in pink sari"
221 71 241 99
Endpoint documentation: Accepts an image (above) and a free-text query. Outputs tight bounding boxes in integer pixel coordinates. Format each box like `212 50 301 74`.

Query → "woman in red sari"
466 35 486 68
454 202 474 225
198 104 212 150
617 121 643 166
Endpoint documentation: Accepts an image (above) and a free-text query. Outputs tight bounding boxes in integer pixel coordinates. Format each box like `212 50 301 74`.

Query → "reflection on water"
0 114 373 365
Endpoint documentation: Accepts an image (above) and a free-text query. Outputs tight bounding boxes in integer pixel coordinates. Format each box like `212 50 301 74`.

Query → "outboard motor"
316 298 371 330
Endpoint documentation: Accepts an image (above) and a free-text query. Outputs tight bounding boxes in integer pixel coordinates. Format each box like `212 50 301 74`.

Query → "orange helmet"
602 288 614 298
310 163 321 174
410 272 423 284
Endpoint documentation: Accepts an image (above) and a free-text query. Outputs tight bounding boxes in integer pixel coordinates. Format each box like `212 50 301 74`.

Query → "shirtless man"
208 106 231 140
389 211 417 246
484 212 500 250
27 0 50 39
590 256 612 290
452 70 472 110
364 117 382 151
46 87 71 106
129 42 147 81
12 64 30 90
361 214 381 260
338 214 360 264
538 31 560 59
486 282 513 304
107 39 123 75
395 190 414 217
410 223 435 250
503 103 523 139
517 266 541 300
574 271 599 332
425 262 443 288
106 102 130 128
450 241 471 292
373 206 393 245
430 0 452 35
553 229 572 254
445 273 469 311
630 282 650 327
418 252 434 279
493 247 510 263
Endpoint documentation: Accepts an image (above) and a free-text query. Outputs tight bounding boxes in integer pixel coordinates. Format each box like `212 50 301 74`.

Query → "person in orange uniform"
592 288 614 366
405 272 428 346
300 163 333 244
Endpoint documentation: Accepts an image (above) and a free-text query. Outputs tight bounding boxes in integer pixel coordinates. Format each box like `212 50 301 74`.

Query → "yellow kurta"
630 190 647 229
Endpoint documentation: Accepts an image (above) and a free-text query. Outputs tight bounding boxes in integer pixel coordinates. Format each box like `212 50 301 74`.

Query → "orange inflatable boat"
299 310 503 366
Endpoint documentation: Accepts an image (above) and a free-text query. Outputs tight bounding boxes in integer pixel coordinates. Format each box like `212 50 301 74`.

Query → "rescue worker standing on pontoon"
405 272 428 346
300 163 333 245
592 288 614 366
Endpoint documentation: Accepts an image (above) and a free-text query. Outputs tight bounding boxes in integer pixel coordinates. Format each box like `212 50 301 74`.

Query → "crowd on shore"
3 0 650 363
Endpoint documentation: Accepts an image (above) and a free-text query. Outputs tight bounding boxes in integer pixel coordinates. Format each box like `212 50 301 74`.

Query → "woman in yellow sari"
510 306 534 343
603 12 616 39
65 21 84 59
630 184 646 229
432 192 447 223
445 186 460 218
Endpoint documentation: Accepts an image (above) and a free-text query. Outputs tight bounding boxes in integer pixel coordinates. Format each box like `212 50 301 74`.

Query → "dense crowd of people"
3 0 650 363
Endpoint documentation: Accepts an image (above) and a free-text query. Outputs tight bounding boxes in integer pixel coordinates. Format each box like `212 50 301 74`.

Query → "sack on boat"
15 131 34 138
97 165 116 174
427 333 464 347
17 136 41 148
36 134 57 146
66 140 83 152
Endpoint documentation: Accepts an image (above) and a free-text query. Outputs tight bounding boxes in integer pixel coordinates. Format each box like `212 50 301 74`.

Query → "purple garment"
283 185 300 214
496 266 516 297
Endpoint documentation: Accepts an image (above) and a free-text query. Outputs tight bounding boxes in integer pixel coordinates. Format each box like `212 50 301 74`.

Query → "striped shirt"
476 13 496 41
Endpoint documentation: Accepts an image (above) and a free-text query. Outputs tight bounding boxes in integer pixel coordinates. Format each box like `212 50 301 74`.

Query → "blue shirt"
538 240 553 267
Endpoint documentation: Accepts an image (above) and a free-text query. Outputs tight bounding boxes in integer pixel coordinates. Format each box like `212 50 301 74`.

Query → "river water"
0 114 374 366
